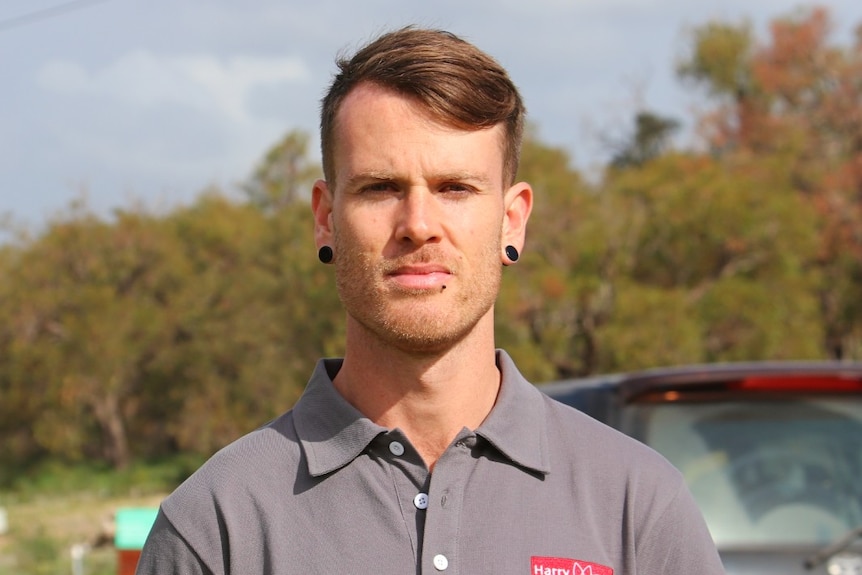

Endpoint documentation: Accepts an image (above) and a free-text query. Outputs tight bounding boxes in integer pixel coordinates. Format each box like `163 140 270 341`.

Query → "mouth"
386 264 453 291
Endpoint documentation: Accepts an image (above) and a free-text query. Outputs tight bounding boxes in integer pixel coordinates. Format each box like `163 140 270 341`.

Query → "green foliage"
677 19 754 98
597 283 703 371
0 208 182 468
500 136 827 381
674 5 862 359
0 179 341 469
243 129 322 211
610 111 681 169
0 455 205 498
697 275 823 361
14 529 61 575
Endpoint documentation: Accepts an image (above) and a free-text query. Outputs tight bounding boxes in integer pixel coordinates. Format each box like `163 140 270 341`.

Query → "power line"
0 0 112 33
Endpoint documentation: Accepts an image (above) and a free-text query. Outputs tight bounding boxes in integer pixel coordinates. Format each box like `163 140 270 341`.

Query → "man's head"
320 27 526 187
312 28 533 355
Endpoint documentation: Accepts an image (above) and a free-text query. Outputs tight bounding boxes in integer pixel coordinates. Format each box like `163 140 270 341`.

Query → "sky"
2 0 860 232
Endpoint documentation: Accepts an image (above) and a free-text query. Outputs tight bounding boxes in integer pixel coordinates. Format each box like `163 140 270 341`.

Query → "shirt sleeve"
637 482 727 574
135 508 215 575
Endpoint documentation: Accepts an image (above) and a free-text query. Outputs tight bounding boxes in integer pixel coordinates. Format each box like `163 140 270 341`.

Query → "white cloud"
37 51 310 122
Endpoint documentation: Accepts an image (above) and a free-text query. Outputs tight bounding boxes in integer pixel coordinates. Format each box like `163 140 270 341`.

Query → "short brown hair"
320 27 526 185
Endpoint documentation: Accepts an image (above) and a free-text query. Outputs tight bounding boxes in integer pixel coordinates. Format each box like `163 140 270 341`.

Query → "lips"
387 263 453 290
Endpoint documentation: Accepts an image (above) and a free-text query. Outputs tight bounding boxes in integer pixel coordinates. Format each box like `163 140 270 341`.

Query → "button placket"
420 433 473 574
381 434 431 569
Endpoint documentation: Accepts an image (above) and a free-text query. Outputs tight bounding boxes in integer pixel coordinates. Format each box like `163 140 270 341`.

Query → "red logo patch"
531 556 613 575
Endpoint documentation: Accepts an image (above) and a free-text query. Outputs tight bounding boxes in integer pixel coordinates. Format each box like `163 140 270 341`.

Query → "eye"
360 181 398 194
439 182 474 195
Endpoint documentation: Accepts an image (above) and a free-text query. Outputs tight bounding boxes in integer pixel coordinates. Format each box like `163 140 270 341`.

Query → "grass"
0 455 205 575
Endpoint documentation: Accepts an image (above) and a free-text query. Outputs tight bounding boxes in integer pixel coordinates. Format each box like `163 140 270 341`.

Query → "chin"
386 333 467 357
372 314 477 355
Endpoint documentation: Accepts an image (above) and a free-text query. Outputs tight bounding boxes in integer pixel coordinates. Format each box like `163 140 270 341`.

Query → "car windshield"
625 397 862 548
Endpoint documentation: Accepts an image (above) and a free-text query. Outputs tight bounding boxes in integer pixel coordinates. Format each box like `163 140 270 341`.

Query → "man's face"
313 83 530 354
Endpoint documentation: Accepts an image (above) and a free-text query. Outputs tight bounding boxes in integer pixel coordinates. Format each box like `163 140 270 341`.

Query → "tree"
0 129 341 470
677 19 757 152
605 152 823 363
243 130 322 211
0 207 186 468
678 6 862 359
154 193 341 455
610 111 681 169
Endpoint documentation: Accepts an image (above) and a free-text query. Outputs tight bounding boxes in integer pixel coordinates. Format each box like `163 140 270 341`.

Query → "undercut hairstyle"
320 27 526 186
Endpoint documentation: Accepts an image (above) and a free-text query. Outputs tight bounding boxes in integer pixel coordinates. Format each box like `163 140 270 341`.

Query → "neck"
333 314 501 470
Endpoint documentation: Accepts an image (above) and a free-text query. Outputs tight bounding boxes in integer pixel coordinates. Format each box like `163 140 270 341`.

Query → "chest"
225 444 627 575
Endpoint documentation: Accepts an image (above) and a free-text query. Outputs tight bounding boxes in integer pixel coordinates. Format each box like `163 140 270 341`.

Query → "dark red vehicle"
542 361 862 575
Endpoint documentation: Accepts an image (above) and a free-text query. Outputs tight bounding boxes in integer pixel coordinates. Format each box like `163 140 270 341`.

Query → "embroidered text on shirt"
531 556 613 575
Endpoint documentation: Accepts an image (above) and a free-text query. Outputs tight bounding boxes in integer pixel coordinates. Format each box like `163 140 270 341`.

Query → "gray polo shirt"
137 351 725 574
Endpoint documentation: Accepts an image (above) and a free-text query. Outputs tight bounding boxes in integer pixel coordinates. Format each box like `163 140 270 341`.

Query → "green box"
114 507 159 550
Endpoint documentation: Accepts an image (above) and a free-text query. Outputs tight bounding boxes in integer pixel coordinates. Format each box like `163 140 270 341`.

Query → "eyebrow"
344 170 496 189
343 171 394 189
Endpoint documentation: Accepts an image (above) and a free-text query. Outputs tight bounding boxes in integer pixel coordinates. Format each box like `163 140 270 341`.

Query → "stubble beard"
333 235 503 355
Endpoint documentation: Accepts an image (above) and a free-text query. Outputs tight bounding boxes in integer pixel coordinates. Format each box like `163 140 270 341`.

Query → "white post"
71 543 88 575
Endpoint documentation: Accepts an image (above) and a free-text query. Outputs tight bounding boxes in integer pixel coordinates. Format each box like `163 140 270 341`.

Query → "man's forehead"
331 83 508 181
335 82 507 140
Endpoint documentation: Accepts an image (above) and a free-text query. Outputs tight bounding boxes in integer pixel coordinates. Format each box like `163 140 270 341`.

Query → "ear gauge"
318 246 334 264
504 245 520 265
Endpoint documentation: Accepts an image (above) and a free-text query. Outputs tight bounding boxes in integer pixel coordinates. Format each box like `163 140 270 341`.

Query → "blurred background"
1 1 861 573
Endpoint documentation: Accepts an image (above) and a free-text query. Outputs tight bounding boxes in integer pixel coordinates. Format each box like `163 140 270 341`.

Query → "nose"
395 189 442 245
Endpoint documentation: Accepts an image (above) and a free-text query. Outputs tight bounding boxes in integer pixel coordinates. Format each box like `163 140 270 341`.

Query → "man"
137 27 725 574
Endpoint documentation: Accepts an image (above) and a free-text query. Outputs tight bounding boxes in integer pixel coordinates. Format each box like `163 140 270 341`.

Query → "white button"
413 493 429 510
388 441 405 456
433 554 448 571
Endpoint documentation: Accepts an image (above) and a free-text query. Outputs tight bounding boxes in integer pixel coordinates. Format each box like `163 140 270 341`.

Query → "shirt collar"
293 358 388 477
476 350 551 475
292 351 551 477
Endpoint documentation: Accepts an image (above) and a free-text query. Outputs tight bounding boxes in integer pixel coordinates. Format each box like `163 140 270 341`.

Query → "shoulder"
160 409 303 524
539 393 722 567
499 373 721 569
204 409 301 478
141 410 303 574
495 351 684 489
540 393 657 456
539 391 688 496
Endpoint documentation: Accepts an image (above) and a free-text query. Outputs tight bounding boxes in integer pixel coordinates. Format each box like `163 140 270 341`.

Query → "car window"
625 397 862 547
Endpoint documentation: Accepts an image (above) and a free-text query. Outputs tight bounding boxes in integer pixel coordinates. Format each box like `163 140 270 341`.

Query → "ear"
501 181 533 259
312 179 334 249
